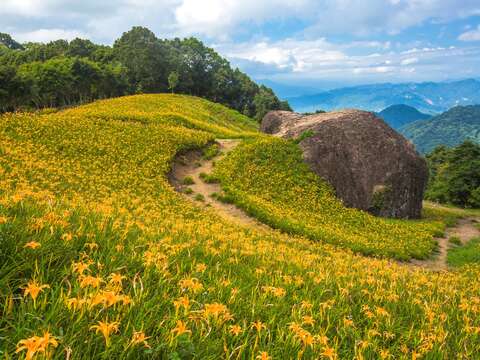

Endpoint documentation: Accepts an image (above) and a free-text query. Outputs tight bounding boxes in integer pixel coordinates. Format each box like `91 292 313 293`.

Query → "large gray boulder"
261 110 428 219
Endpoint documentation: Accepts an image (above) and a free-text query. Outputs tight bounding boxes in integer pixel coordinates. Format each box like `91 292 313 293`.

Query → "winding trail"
170 139 480 271
410 218 480 271
170 139 270 231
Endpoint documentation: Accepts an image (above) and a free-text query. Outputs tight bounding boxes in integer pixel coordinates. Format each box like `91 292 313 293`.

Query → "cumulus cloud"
14 29 89 43
2 0 480 84
4 0 480 42
459 25 480 41
221 38 480 83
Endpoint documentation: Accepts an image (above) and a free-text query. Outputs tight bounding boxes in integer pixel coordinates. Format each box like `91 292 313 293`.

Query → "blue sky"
2 0 480 88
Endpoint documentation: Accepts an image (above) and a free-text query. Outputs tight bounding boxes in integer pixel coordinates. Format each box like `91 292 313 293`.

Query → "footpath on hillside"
170 139 480 271
410 218 479 271
170 139 270 231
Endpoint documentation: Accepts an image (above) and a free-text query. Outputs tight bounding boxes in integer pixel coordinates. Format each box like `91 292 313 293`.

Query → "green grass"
202 143 221 160
194 194 205 202
448 238 480 267
182 176 195 185
449 236 462 246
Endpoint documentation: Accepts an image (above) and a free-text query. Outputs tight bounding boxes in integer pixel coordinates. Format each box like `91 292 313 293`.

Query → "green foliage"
194 193 205 202
401 105 480 154
199 172 219 184
168 72 180 93
183 187 194 195
182 176 195 185
302 110 326 116
426 141 480 208
0 28 288 119
449 236 462 246
201 143 220 160
448 238 480 267
0 32 24 50
253 86 292 121
293 130 315 144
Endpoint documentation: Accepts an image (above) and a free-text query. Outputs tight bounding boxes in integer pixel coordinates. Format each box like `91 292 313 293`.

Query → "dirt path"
410 218 480 271
170 139 270 230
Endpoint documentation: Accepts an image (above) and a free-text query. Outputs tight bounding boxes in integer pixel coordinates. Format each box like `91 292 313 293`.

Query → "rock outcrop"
261 110 428 219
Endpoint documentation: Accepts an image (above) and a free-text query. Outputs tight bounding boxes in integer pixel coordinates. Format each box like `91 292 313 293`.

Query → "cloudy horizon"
3 0 480 88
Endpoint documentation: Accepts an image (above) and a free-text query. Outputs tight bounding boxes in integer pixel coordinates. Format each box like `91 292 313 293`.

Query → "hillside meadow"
1 94 480 359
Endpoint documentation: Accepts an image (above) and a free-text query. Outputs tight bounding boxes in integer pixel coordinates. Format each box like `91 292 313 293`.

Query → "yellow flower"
251 320 266 333
90 320 119 347
0 216 8 224
174 296 190 312
85 242 98 250
130 331 151 348
79 275 103 288
203 303 231 320
380 349 391 359
302 315 315 326
171 320 191 337
321 346 337 359
178 278 204 293
109 272 126 285
16 336 40 360
256 351 270 360
23 280 49 302
16 331 58 360
61 233 73 242
90 290 122 308
23 241 41 250
343 318 354 327
195 263 207 272
229 324 243 336
72 261 90 275
37 331 58 353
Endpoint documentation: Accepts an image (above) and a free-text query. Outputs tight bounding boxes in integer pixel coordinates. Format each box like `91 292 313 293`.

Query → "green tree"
426 141 480 208
168 72 179 93
0 33 24 50
113 27 167 93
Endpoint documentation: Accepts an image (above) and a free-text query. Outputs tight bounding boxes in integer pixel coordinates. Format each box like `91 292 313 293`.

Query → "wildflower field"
1 94 480 359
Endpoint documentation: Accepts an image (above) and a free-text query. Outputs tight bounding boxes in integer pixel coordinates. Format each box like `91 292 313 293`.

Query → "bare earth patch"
410 218 480 271
170 139 269 230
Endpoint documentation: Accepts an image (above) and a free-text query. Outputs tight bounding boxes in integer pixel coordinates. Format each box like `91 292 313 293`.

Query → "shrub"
183 176 195 185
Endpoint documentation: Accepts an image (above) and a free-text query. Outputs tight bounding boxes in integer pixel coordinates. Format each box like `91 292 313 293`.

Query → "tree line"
0 27 290 121
426 141 480 208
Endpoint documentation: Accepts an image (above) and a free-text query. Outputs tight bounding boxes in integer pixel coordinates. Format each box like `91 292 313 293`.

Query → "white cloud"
14 29 89 43
401 57 419 65
459 25 480 41
3 0 480 42
174 0 312 38
220 37 480 83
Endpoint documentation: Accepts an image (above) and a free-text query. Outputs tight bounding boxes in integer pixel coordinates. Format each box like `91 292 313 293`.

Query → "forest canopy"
0 27 290 120
426 141 480 208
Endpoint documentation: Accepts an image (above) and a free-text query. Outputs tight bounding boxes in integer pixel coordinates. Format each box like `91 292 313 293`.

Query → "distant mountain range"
399 105 480 154
287 79 480 114
378 104 431 129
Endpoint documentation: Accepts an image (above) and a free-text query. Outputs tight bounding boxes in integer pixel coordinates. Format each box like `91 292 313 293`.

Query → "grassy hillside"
1 95 480 359
400 105 480 154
